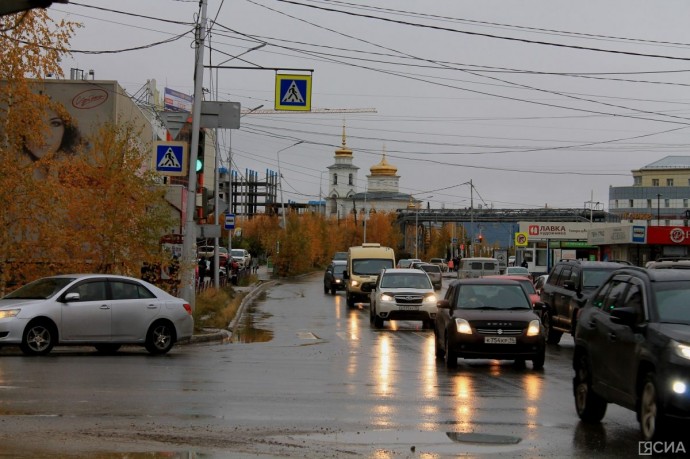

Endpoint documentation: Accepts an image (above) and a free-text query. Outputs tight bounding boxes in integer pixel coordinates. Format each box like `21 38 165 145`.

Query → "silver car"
0 274 194 356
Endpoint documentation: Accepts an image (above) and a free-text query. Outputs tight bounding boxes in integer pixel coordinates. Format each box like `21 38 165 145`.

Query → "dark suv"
573 267 690 440
540 260 624 344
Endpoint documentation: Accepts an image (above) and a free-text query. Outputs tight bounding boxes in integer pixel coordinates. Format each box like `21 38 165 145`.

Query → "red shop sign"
647 226 690 245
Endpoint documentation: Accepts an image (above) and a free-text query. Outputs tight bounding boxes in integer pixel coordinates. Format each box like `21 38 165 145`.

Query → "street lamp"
277 140 304 230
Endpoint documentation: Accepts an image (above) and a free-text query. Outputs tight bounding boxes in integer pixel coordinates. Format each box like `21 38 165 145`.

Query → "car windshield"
381 273 432 289
652 282 690 324
331 262 346 276
352 259 394 275
3 277 76 300
456 284 530 310
582 269 615 289
231 250 245 257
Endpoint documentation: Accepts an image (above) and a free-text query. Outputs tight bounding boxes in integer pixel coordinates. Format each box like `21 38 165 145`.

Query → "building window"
634 176 642 186
667 178 674 186
629 199 634 208
614 200 619 209
348 173 353 186
684 199 688 207
333 173 337 185
647 199 652 208
652 179 659 186
665 199 670 208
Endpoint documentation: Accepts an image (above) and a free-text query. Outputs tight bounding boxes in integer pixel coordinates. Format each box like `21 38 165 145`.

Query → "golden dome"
370 153 397 176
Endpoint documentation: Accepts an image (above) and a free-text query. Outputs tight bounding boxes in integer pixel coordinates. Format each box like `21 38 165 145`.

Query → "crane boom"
241 108 377 115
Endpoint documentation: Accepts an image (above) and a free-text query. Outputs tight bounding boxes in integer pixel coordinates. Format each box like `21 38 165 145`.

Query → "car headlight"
380 294 394 302
350 280 360 287
424 294 437 304
455 318 472 334
672 341 690 360
526 319 541 337
0 309 20 319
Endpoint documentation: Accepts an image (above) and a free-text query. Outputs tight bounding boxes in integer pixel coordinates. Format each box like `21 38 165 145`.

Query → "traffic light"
196 129 206 173
478 234 483 243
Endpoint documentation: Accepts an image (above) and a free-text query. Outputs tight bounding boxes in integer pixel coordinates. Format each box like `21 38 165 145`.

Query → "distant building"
326 126 416 218
609 156 690 226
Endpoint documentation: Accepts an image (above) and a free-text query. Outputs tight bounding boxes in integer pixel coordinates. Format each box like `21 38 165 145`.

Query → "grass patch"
193 286 245 331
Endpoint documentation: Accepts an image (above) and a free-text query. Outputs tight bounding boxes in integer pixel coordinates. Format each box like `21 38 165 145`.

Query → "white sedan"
0 274 194 355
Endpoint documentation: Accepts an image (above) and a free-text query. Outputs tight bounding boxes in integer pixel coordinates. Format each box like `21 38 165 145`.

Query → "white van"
344 243 396 307
458 257 500 279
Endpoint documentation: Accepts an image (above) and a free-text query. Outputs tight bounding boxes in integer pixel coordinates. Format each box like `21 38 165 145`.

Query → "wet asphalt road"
0 272 683 458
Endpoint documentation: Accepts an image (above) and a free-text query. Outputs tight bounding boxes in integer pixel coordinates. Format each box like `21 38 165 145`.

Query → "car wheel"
373 310 384 329
573 352 607 422
20 321 56 356
532 348 545 370
542 310 563 344
94 344 122 354
639 373 667 441
331 285 336 295
444 336 458 368
145 321 176 355
434 330 445 359
324 284 329 294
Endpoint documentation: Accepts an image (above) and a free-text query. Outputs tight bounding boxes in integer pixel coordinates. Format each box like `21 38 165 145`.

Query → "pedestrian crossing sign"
153 141 188 176
275 73 312 111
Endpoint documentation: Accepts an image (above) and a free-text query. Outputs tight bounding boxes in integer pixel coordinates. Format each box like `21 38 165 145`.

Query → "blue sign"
632 225 646 243
275 74 312 111
154 142 187 176
224 213 235 230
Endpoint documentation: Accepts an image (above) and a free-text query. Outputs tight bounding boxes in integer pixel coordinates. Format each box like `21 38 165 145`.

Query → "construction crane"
241 108 377 115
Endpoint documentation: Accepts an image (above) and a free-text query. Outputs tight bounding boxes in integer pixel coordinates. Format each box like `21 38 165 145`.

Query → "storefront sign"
519 222 609 240
647 226 690 245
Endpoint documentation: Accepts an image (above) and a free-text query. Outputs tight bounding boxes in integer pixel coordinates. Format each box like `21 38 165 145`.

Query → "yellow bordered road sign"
515 232 529 247
275 74 312 111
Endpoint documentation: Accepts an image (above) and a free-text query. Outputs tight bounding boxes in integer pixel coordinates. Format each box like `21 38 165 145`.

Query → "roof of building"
640 156 690 170
370 154 398 176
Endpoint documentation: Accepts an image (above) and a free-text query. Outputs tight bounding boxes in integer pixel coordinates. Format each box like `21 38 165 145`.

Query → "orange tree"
0 10 80 292
241 210 402 277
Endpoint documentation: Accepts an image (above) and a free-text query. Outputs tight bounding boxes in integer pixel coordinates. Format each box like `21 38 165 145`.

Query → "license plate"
484 336 516 344
399 306 419 311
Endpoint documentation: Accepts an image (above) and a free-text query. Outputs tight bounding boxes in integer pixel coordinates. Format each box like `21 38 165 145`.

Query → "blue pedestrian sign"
154 141 188 176
275 74 312 111
224 213 235 230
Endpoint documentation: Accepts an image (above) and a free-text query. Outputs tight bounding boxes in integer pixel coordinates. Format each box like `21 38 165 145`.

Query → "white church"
326 126 419 218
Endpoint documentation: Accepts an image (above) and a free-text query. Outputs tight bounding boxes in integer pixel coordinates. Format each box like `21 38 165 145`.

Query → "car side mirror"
610 307 638 327
361 282 374 293
533 301 545 311
437 299 451 309
64 292 80 302
343 272 349 280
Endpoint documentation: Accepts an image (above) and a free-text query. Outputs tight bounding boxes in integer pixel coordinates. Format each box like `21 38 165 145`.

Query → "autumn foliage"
0 11 174 294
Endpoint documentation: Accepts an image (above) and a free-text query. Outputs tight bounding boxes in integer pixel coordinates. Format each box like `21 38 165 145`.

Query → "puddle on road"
231 303 273 343
278 429 527 456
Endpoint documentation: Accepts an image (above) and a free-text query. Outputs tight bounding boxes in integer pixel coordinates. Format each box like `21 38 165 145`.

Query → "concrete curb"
188 277 278 345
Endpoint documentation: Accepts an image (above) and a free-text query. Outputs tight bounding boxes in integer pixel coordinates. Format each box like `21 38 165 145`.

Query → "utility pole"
469 179 474 257
180 0 207 308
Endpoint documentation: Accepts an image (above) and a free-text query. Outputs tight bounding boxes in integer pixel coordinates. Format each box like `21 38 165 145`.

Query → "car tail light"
183 303 193 315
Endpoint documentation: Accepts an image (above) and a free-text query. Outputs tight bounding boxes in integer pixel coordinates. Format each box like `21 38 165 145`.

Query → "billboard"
164 87 193 113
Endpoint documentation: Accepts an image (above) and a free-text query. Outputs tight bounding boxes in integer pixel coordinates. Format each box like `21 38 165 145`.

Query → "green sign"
549 240 595 249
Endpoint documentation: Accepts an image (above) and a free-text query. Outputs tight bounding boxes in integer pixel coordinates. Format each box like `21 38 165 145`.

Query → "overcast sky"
50 0 690 211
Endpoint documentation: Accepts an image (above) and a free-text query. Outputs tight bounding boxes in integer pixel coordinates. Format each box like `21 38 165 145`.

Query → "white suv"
364 268 438 329
230 249 251 268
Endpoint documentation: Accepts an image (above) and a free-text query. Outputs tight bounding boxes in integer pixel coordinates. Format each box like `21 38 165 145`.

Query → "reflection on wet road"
0 272 672 458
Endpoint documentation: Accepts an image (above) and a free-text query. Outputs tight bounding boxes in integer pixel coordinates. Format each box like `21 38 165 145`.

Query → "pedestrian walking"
198 257 207 289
